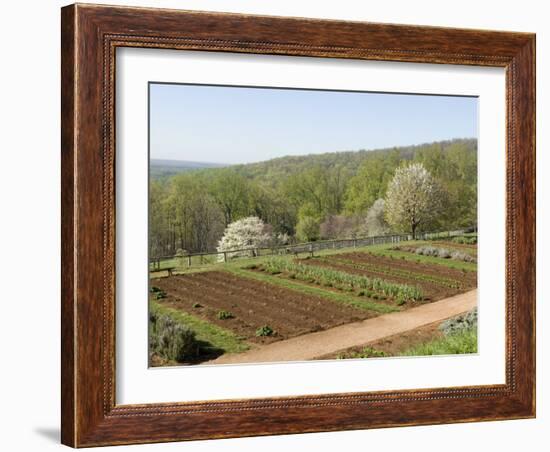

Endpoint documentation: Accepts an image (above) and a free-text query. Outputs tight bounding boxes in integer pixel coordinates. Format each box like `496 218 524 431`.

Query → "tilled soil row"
194 272 366 324
428 241 478 254
298 258 457 303
154 271 370 344
171 274 320 330
321 256 466 288
334 251 478 285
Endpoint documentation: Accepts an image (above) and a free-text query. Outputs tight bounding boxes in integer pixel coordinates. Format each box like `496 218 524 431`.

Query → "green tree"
344 150 400 214
284 165 348 219
208 169 251 225
295 215 320 242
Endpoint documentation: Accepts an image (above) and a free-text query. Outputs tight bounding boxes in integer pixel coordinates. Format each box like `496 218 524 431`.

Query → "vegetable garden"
149 239 477 366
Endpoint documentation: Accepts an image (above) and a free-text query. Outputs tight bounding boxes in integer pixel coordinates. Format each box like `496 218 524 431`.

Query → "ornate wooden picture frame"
61 3 535 447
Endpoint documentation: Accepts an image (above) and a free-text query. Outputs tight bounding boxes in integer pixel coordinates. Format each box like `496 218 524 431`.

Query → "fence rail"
150 228 474 272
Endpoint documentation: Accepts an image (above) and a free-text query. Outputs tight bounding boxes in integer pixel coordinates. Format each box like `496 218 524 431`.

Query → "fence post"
187 255 191 267
223 252 227 263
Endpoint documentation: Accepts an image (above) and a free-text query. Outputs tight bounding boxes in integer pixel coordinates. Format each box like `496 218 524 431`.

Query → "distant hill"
150 138 476 181
150 159 229 178
232 138 477 182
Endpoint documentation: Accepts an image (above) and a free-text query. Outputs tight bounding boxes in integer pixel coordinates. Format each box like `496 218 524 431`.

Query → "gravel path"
209 289 478 364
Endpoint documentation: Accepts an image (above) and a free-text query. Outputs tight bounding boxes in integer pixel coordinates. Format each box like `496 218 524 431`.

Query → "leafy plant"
261 257 423 303
321 255 464 289
439 308 477 336
149 314 198 362
255 325 274 337
413 246 476 263
217 310 234 320
452 235 477 245
450 250 476 263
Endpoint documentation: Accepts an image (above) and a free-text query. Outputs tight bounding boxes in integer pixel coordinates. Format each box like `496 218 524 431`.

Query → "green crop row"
260 258 423 304
320 256 463 289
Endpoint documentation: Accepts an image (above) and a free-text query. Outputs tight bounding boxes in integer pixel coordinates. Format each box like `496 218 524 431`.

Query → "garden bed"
152 271 373 346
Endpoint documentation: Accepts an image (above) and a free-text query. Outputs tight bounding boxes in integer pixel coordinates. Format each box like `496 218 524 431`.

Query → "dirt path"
209 289 477 365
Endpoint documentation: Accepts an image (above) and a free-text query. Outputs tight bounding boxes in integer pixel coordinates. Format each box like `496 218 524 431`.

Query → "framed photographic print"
61 3 535 447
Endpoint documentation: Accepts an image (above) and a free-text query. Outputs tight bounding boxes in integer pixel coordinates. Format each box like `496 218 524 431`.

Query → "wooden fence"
150 227 474 272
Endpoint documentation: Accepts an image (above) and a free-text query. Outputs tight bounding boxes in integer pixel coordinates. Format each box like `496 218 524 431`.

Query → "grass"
399 327 477 356
225 266 400 314
336 346 387 359
150 300 249 355
151 240 477 278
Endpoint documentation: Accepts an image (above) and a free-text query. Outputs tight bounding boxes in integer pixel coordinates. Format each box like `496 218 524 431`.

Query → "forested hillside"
150 138 477 257
150 159 228 178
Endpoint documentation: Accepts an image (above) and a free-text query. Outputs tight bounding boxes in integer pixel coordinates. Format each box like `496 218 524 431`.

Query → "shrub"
415 246 476 262
364 199 390 236
450 250 476 263
296 215 321 242
217 310 234 320
256 325 274 337
150 314 198 361
440 308 478 336
415 246 447 257
437 248 451 259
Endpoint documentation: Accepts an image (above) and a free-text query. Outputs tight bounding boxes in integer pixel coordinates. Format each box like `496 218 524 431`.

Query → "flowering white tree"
217 216 272 259
364 198 390 236
385 163 442 238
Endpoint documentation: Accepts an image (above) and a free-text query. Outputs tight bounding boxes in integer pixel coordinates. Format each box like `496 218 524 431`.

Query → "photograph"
147 83 479 367
49 1 537 447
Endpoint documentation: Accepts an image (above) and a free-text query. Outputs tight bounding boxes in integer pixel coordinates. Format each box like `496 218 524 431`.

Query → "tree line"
149 138 477 257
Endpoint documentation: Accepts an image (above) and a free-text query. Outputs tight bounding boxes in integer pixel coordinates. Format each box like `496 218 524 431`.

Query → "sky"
149 83 477 165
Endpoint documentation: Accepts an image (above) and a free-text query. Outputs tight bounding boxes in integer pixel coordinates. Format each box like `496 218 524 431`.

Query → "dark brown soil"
428 241 478 254
318 322 443 359
299 253 476 303
329 251 477 285
154 271 373 345
249 266 400 309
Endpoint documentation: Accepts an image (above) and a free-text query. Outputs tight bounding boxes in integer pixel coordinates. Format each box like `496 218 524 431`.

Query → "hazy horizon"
150 136 477 166
150 83 478 165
